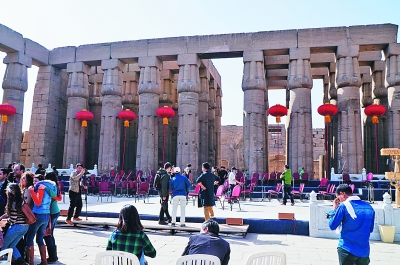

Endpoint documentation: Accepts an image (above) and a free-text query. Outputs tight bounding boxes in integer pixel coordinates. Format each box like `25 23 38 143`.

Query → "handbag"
44 218 52 237
21 200 36 225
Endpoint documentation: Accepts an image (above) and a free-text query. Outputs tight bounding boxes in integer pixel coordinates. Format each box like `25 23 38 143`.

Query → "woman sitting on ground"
106 204 156 264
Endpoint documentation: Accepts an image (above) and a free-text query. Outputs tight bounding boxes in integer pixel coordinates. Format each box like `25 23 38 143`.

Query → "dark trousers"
159 196 171 221
67 190 82 220
338 247 370 265
282 184 294 204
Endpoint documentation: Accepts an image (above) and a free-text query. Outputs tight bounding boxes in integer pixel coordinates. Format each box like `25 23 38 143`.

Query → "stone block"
49 46 76 66
76 43 110 62
310 53 335 63
163 61 179 70
359 66 371 75
66 62 91 74
0 24 24 53
243 50 264 62
161 69 174 80
329 62 336 73
289 48 310 60
138 56 162 68
111 40 148 61
336 45 360 58
385 43 400 57
101 59 125 71
298 26 348 48
311 67 329 78
177 54 200 66
267 69 288 77
147 37 187 56
88 73 104 83
372 61 385 72
3 52 32 67
359 51 382 62
122 72 138 82
348 24 398 45
199 68 210 79
24 38 49 66
267 80 287 88
265 55 289 65
362 74 373 83
127 63 140 72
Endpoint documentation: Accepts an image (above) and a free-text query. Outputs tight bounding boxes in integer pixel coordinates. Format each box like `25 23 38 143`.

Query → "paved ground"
26 194 400 264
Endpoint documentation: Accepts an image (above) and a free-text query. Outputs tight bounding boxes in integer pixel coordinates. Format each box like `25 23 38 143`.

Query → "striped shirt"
7 203 26 225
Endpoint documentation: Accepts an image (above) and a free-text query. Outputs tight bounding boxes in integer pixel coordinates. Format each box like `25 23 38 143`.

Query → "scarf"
335 195 361 234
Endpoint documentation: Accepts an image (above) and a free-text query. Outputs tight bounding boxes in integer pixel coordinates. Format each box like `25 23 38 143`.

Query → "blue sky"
0 0 399 131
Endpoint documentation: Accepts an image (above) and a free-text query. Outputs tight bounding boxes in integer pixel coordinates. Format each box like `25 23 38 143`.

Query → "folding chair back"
245 251 286 265
175 254 221 265
95 250 139 265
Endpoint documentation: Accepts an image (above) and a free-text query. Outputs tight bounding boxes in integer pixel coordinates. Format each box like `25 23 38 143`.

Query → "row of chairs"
95 251 286 265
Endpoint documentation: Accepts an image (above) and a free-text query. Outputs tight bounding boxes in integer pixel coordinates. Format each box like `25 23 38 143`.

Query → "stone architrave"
98 59 124 173
242 50 267 174
63 62 90 167
336 45 363 173
136 56 161 172
199 68 210 166
176 54 201 174
1 52 31 165
208 79 217 166
287 48 314 177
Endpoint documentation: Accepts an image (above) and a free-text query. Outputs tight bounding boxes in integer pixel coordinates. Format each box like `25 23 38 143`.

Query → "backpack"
154 173 162 191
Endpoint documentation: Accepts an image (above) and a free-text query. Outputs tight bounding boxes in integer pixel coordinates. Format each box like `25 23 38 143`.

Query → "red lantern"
0 103 16 123
156 106 175 125
118 109 137 127
364 104 386 124
268 104 287 123
317 103 338 123
75 109 94 127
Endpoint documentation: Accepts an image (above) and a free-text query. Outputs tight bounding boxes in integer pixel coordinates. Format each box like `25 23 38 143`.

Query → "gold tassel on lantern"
372 116 378 124
162 117 169 125
82 120 88 127
1 115 7 123
276 116 281 123
325 115 331 123
124 120 129 127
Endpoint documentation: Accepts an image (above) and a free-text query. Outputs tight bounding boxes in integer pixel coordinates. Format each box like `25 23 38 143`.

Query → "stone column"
199 68 210 165
372 61 388 173
63 62 90 167
386 44 400 156
159 69 174 165
336 45 363 174
215 86 222 168
136 57 161 172
361 72 374 173
328 63 339 175
121 66 139 171
87 70 103 169
170 74 179 166
242 51 267 174
208 79 217 166
176 54 200 174
1 52 31 165
287 48 313 177
26 65 67 168
361 73 373 108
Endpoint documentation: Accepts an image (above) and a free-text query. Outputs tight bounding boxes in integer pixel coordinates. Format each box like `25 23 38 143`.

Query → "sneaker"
280 203 286 206
65 220 74 226
291 202 295 206
73 217 82 221
158 220 168 225
180 224 186 227
167 219 172 224
171 223 176 227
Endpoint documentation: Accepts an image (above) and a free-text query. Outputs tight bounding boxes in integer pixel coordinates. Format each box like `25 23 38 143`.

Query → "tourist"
217 166 228 186
280 164 294 206
228 166 240 195
327 184 375 265
299 167 305 180
8 163 25 183
0 183 29 265
44 172 62 263
51 166 58 177
65 163 85 226
26 174 57 265
183 164 193 183
0 168 10 219
156 162 172 225
35 164 46 175
182 219 230 265
169 167 191 227
106 204 156 264
196 162 218 221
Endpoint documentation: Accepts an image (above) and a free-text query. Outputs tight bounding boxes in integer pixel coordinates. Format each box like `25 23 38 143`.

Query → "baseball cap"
231 166 237 170
174 167 181 173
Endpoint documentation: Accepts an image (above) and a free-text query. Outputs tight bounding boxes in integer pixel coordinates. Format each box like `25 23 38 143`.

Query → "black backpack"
154 173 162 190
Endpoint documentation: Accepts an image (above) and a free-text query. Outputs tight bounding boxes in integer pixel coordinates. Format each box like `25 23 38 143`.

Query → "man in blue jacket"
169 167 191 227
327 184 375 265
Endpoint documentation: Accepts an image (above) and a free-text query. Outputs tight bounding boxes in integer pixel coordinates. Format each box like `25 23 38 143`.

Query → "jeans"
26 213 50 247
282 184 294 204
67 191 82 220
172 195 187 224
159 196 171 221
1 224 29 259
44 212 60 246
337 247 370 265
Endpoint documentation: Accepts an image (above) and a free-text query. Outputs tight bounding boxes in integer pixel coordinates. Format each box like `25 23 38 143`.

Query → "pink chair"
292 183 305 202
127 180 138 197
318 184 331 200
135 182 150 203
223 185 241 211
322 184 336 200
269 172 277 186
318 178 329 190
266 183 282 202
214 185 225 207
98 181 112 202
292 172 300 185
241 183 255 201
188 184 201 206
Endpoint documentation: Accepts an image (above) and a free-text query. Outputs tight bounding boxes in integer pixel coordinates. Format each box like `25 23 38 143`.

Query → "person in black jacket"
156 162 172 225
0 168 10 218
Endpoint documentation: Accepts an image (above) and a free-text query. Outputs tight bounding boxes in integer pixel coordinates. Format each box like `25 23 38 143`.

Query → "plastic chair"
0 248 13 265
188 184 201 206
318 184 331 200
175 254 221 265
269 172 277 186
245 251 286 265
292 183 305 202
241 183 255 201
342 173 351 184
95 250 140 265
292 172 300 186
266 183 282 202
214 185 225 207
98 181 112 202
322 184 336 200
223 185 241 211
318 178 329 190
127 180 138 197
135 182 150 203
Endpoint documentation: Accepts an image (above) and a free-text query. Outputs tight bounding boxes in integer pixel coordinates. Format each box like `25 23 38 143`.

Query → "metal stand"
367 182 375 204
